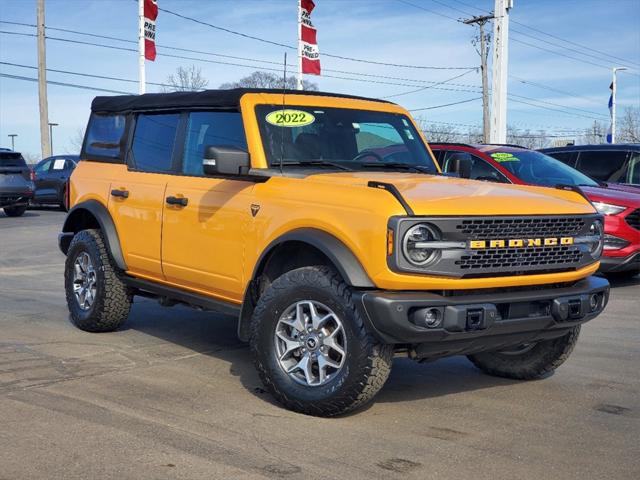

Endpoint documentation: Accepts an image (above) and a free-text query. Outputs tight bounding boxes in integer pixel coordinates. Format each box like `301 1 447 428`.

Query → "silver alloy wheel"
73 252 97 311
274 300 347 387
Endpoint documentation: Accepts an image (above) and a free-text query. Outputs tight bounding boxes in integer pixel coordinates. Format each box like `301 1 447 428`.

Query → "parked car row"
0 151 78 216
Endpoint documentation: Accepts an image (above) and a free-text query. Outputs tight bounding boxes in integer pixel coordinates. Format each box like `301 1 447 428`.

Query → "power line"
509 75 601 106
409 97 482 112
382 69 477 98
0 72 133 94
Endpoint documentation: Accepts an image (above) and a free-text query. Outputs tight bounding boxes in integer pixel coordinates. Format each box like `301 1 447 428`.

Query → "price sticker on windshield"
490 152 519 162
265 109 315 128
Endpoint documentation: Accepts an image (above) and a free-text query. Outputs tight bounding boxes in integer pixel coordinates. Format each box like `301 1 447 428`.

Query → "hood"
600 182 640 195
581 185 640 208
303 172 597 216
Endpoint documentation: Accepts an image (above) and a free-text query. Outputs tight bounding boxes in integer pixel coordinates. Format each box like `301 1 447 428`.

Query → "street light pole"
8 134 18 151
611 67 628 144
48 122 58 156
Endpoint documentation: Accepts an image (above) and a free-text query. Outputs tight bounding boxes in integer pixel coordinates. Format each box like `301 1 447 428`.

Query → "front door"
108 112 181 280
161 110 253 303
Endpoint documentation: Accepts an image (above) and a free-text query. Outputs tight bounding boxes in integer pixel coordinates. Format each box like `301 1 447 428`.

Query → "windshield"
486 149 598 187
255 105 438 173
0 152 26 167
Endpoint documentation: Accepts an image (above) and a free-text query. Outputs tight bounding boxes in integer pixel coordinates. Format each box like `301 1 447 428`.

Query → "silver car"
0 150 34 217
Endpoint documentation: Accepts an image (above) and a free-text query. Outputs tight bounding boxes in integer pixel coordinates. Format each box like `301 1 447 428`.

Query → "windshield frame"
241 94 439 173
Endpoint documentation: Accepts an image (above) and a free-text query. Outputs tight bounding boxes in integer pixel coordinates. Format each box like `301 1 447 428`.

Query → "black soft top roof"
91 88 390 113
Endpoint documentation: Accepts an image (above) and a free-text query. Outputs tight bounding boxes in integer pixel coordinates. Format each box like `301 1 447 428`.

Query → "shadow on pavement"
127 298 517 412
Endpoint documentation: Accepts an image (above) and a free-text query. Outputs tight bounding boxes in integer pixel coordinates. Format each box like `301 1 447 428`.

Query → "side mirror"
203 145 250 176
449 156 472 179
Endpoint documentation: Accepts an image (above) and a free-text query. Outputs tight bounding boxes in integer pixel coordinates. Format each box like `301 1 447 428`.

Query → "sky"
1 0 639 159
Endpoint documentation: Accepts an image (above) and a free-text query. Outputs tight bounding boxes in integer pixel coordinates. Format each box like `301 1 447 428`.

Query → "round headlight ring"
589 219 604 258
402 223 441 266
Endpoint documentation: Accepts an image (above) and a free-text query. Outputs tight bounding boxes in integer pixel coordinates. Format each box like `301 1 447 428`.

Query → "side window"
131 113 180 173
85 114 127 159
34 159 52 174
546 151 576 167
469 155 508 182
182 111 246 176
577 151 628 181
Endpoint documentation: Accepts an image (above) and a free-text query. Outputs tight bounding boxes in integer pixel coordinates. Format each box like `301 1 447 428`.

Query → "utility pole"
37 0 51 158
8 134 18 151
463 15 494 144
610 67 628 144
138 0 145 94
489 0 513 144
48 122 58 155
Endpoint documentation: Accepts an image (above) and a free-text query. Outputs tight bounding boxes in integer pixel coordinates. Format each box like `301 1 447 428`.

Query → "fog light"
424 308 443 328
589 294 600 312
603 234 630 251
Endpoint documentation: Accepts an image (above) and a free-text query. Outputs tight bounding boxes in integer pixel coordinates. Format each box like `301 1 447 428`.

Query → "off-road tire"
3 205 28 217
250 266 393 417
64 229 132 332
467 326 581 380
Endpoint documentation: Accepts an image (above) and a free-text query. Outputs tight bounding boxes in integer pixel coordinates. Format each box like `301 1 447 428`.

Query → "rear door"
108 112 181 279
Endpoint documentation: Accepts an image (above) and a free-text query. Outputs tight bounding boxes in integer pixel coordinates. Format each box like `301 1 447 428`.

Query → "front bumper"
354 275 609 358
599 252 640 273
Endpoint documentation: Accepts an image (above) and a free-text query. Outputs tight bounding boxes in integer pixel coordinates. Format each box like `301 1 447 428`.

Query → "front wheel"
467 326 581 380
3 205 28 217
250 266 393 416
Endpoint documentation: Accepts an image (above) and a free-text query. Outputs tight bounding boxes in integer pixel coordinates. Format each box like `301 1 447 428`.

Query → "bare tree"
67 128 85 154
618 106 640 143
582 120 606 144
420 123 461 143
220 71 318 91
163 65 209 92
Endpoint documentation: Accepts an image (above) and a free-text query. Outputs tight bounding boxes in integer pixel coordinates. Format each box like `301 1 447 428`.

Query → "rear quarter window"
84 113 127 160
577 150 628 181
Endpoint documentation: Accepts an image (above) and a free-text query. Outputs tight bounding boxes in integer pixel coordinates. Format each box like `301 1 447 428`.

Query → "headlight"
592 202 626 216
402 223 440 266
588 219 604 258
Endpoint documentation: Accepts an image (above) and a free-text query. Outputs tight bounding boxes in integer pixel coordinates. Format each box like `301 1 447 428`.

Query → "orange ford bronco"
59 89 609 416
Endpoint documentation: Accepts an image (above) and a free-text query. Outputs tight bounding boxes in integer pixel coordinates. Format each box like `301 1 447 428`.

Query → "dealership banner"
144 0 158 61
300 0 320 75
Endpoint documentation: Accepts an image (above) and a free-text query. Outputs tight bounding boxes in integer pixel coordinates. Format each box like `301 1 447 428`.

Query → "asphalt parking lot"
1 209 639 480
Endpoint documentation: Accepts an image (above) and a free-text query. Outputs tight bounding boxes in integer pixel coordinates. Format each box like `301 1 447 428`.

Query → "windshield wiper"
359 162 432 173
280 160 353 171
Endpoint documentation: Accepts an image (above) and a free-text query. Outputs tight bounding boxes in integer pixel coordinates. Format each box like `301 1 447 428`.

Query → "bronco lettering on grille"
469 237 575 249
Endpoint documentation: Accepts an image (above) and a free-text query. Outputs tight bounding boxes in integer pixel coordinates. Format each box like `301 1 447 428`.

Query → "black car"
32 155 79 209
539 144 640 186
0 150 34 217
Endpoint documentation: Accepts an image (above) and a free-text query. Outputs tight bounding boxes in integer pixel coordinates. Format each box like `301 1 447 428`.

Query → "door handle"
110 188 129 198
166 196 188 207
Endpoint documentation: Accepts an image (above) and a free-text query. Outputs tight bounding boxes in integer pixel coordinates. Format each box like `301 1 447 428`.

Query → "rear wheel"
467 326 580 380
64 229 132 332
250 266 393 416
3 205 27 217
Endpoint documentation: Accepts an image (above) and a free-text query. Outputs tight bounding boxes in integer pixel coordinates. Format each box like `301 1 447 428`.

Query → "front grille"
390 214 600 278
456 217 586 238
625 208 640 231
456 245 583 271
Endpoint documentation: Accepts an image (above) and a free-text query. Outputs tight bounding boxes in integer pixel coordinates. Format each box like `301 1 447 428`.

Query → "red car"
431 143 640 278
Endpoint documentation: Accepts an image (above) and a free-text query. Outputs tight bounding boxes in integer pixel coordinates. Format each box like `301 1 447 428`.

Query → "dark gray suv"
0 150 34 217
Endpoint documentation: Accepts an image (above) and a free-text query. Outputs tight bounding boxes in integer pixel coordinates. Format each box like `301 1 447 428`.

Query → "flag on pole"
300 0 320 75
606 81 613 143
144 0 158 61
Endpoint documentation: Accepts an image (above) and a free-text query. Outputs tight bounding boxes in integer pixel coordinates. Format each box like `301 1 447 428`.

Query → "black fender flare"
237 228 374 341
60 199 127 271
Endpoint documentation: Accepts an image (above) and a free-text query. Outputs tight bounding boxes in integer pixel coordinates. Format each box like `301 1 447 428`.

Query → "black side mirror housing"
203 145 250 176
450 156 472 179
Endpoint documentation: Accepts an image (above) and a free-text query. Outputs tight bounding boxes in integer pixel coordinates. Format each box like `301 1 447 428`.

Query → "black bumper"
354 276 609 357
0 193 32 208
599 252 640 274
